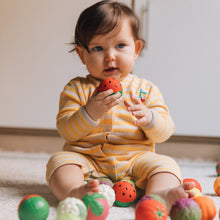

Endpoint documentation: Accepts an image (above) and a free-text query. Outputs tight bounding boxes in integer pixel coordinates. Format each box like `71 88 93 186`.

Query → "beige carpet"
0 151 219 220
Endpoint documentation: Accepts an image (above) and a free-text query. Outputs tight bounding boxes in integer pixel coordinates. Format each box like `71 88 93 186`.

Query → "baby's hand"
124 95 152 126
85 88 123 121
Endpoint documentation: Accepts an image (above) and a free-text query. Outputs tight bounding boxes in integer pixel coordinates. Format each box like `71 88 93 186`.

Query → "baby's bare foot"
154 182 195 214
69 179 99 199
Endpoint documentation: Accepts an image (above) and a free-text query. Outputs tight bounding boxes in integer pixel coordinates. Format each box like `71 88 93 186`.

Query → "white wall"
0 0 97 129
134 0 220 137
0 0 220 136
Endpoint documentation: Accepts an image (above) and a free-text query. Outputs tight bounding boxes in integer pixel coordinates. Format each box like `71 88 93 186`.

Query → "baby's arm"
124 86 175 143
56 80 123 142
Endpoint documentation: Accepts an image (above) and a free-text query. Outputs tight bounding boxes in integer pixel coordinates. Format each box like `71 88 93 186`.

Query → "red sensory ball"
183 178 202 192
113 180 136 207
97 78 123 96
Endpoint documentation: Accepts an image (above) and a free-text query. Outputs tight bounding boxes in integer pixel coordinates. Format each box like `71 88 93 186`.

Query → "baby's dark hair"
70 0 145 52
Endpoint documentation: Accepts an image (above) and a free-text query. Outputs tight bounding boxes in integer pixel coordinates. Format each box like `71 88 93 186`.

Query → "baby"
46 0 194 213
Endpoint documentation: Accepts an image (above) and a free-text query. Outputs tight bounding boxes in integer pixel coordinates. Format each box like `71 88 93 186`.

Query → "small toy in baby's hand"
183 178 202 192
18 194 49 220
97 78 123 97
170 198 201 220
113 180 137 207
82 192 109 220
135 196 167 220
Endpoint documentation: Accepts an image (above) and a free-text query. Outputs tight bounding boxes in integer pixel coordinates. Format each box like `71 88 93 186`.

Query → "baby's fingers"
96 89 113 100
104 92 123 105
132 109 145 118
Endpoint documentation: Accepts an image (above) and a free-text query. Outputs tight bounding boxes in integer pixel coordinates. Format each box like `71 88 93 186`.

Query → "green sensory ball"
18 194 49 220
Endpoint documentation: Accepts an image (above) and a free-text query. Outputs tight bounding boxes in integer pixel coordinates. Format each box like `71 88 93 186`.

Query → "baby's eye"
117 43 125 49
92 46 103 52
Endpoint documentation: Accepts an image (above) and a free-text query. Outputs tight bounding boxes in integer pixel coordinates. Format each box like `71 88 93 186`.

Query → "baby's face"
76 19 142 82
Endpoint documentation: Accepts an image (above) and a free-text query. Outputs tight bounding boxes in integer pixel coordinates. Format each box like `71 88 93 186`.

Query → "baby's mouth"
104 67 118 73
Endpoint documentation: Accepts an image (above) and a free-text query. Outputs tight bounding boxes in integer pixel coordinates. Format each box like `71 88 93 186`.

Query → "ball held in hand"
97 78 123 97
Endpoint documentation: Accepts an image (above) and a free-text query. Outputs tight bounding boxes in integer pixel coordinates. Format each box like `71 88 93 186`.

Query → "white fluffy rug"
0 151 219 220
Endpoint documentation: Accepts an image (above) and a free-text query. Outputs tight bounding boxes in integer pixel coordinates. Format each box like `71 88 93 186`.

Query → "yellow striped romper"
46 74 182 189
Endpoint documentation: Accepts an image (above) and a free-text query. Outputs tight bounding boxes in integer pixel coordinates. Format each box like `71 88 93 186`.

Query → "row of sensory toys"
18 177 219 220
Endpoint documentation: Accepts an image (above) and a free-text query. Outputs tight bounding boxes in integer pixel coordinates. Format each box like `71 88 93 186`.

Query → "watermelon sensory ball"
135 198 167 220
97 78 123 96
170 198 202 220
113 180 137 207
82 192 109 220
18 194 49 220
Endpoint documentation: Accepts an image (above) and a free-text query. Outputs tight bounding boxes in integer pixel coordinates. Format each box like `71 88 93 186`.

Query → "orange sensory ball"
214 176 220 196
183 178 202 192
135 199 168 220
193 196 216 220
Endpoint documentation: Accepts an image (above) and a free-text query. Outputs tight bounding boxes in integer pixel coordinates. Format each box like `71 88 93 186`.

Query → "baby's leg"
50 164 99 201
146 172 194 213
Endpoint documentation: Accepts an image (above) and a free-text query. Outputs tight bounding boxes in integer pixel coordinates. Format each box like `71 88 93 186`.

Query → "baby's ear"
134 40 143 59
75 46 86 64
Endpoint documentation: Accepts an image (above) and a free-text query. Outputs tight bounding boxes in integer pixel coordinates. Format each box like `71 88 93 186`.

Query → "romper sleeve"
141 83 175 143
56 78 99 143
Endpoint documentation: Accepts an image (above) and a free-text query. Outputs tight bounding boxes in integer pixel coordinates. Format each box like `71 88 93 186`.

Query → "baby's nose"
104 49 116 62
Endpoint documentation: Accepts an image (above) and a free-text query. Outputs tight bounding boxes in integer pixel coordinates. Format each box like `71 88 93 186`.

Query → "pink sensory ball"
82 193 109 220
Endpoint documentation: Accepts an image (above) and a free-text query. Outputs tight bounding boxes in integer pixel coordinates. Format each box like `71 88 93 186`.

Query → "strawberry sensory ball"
82 192 109 220
97 78 123 97
113 180 137 207
18 194 49 220
170 198 202 220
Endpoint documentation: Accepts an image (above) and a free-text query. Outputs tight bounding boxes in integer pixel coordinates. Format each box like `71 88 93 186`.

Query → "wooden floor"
0 127 219 161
